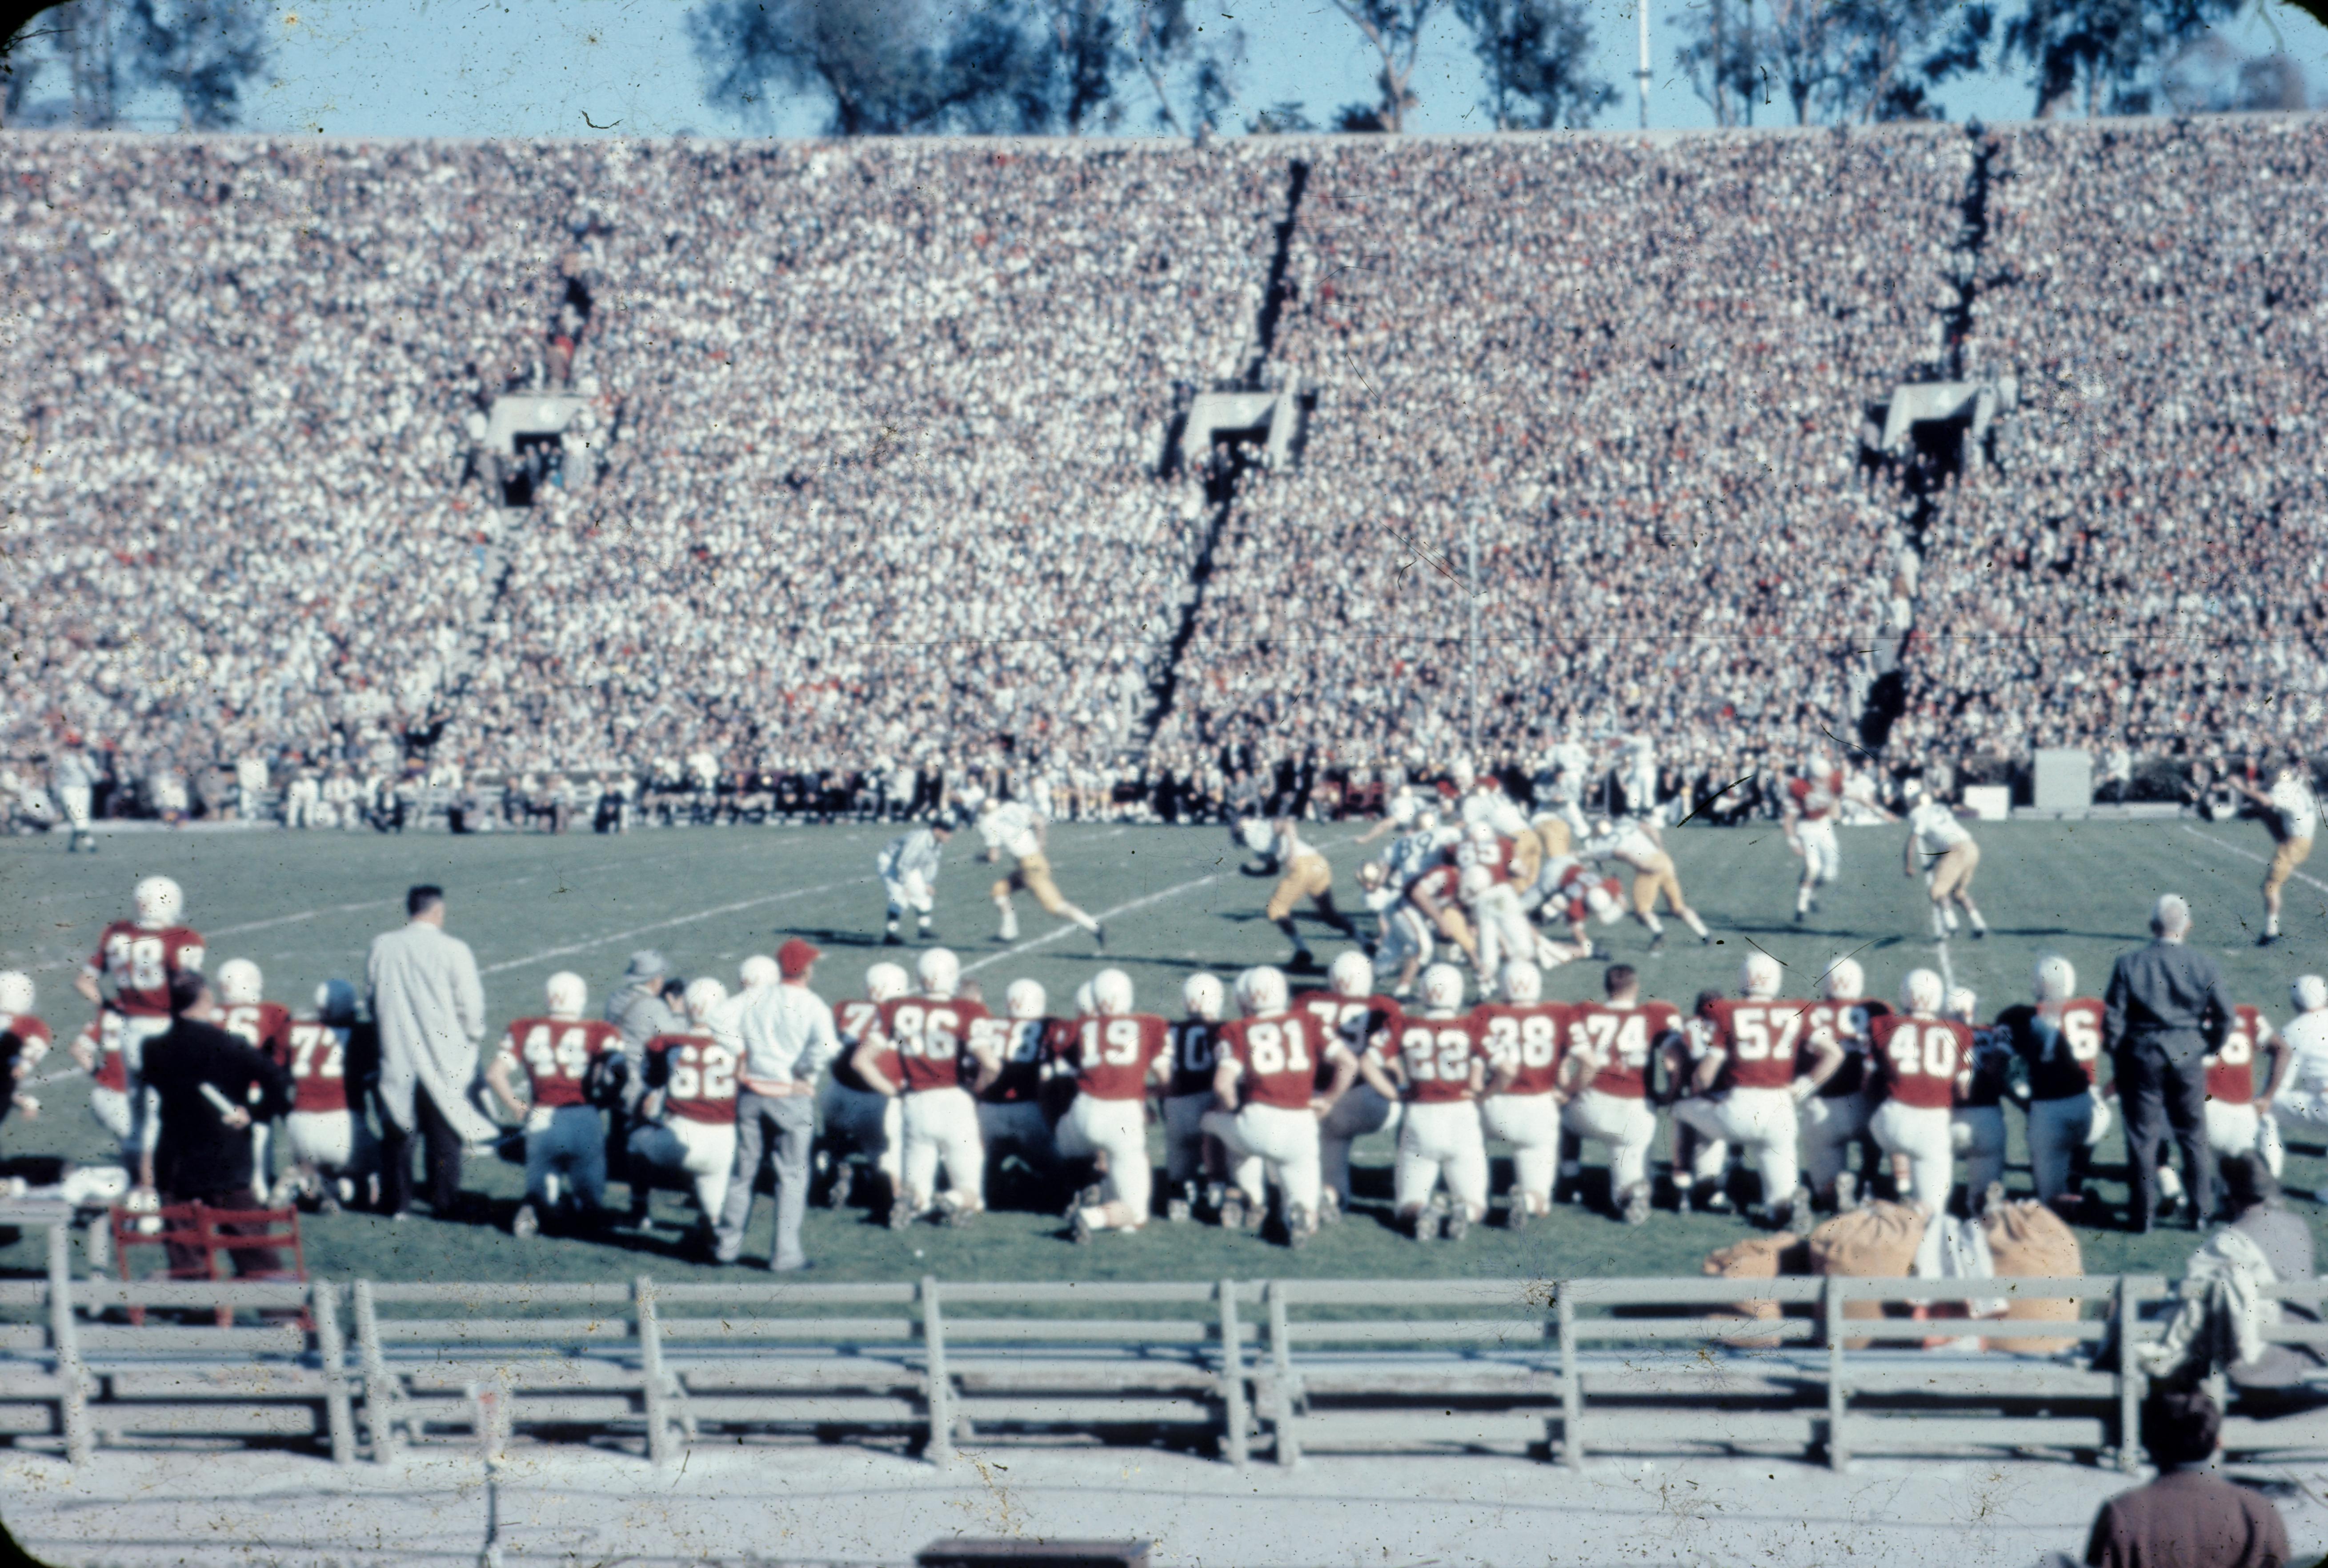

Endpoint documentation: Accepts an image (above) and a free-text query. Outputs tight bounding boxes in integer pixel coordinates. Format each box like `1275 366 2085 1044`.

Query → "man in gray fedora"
607 950 685 1221
2104 894 2236 1233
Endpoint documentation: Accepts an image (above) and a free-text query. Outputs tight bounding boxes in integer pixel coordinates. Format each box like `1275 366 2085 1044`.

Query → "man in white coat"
366 884 494 1219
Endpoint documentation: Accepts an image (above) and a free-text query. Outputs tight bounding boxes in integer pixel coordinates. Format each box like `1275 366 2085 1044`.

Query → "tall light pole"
1636 0 1651 129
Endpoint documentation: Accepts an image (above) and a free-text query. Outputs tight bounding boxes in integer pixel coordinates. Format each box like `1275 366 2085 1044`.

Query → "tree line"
0 0 2308 137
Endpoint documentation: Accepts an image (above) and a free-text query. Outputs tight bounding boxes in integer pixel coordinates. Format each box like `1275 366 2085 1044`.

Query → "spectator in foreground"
139 971 294 1275
367 884 495 1220
2085 1389 2288 1568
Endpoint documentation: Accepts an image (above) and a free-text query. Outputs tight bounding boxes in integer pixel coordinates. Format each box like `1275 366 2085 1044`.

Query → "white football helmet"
1467 820 1499 850
1074 980 1097 1017
1501 960 1542 1005
1093 968 1135 1017
2294 975 2328 1015
314 979 358 1023
1329 950 1374 999
1585 883 1621 924
1237 818 1274 855
1459 864 1495 904
1005 978 1046 1021
1235 966 1289 1018
0 972 33 1018
1184 973 1226 1023
1358 859 1388 892
740 954 781 991
134 875 183 928
865 962 911 1004
545 971 589 1019
1944 987 1979 1025
216 958 263 1007
916 947 961 999
684 976 729 1023
1739 953 1784 1000
1899 968 1946 1016
1415 807 1442 834
1389 793 1419 828
1818 958 1865 1002
2034 955 2077 1004
1421 962 1467 1014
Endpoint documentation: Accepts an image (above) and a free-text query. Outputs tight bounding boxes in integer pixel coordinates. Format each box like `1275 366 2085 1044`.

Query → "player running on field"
1238 815 1359 974
877 821 953 946
975 794 1105 949
1902 782 1988 940
1783 753 1847 922
1578 815 1711 948
2230 755 2318 947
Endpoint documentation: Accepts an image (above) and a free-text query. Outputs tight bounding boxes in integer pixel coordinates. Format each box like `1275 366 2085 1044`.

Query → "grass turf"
1 814 2322 1287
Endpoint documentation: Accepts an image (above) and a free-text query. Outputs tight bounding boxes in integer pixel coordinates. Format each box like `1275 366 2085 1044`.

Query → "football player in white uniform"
877 822 951 946
1239 816 1358 973
976 796 1104 948
2231 758 2319 947
1903 784 1988 939
2271 977 2328 1203
1783 753 1847 922
1579 816 1711 947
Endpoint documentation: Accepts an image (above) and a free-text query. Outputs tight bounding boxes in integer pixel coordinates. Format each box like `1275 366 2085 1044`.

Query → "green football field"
1 814 2321 1287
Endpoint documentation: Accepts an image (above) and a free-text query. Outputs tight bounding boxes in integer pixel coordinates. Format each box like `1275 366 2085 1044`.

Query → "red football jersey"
1455 834 1519 886
499 1016 624 1108
983 1017 1058 1104
218 1002 293 1065
1995 999 2108 1101
833 997 900 1094
1703 999 1816 1092
1800 999 1891 1096
80 1011 130 1093
645 1030 740 1124
1218 1011 1333 1111
1472 1001 1571 1097
876 994 992 1094
279 1020 354 1114
88 921 206 1017
1553 866 1623 925
1869 1014 1972 1111
1410 863 1463 909
1787 772 1844 821
2206 1005 2271 1107
1379 1009 1486 1105
1293 991 1397 1088
1 1015 52 1081
1166 1017 1220 1098
1060 1013 1170 1101
1569 1000 1683 1099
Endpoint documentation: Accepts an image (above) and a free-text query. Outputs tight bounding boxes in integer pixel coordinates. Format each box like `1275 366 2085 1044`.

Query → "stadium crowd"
4 119 2327 826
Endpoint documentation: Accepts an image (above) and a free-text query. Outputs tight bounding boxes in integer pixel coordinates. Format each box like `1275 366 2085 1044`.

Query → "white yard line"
209 897 401 938
963 873 1222 974
480 876 877 975
2180 823 2328 898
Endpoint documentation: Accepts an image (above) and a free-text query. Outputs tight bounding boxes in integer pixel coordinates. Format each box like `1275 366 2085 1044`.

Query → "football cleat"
1792 909 1807 925
1236 1196 1265 1234
1217 1190 1246 1231
1551 1175 1579 1206
941 1198 978 1229
1775 1186 1811 1235
1506 1198 1529 1232
1621 1184 1653 1226
1071 1207 1096 1245
2259 932 2282 948
1288 949 1320 974
1317 1186 1342 1225
827 1163 855 1211
1648 931 1667 952
1284 1204 1315 1251
1092 922 1107 952
1833 1172 1859 1212
1166 1195 1192 1224
1409 1207 1435 1243
888 1196 916 1231
1981 1180 2007 1221
1441 1203 1471 1243
883 930 902 946
511 1203 540 1240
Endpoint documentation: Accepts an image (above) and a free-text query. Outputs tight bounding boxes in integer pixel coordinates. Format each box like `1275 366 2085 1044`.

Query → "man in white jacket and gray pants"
367 884 495 1219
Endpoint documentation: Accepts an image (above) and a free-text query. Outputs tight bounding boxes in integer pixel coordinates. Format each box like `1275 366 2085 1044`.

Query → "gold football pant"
994 852 1072 916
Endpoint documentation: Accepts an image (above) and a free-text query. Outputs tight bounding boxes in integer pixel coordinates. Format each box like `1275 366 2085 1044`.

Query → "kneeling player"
1867 970 1968 1216
1056 968 1171 1242
1799 958 1887 1212
629 978 741 1235
1947 987 2011 1207
1162 974 1226 1221
1472 960 1571 1226
980 979 1065 1203
1995 956 2111 1213
823 961 910 1210
214 959 292 1203
1201 966 1344 1246
486 972 626 1237
1364 964 1490 1242
1561 964 1683 1225
0 973 52 1139
2157 994 2286 1213
1295 951 1401 1222
1671 955 1839 1231
272 980 379 1211
856 948 992 1228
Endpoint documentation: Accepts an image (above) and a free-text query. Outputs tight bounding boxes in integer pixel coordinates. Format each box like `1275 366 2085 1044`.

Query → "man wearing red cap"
712 937 841 1269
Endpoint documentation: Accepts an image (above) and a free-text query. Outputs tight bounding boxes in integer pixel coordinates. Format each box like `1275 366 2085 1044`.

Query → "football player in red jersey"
821 960 908 1211
1868 969 1971 1215
1364 963 1491 1240
269 979 379 1213
76 875 204 1151
1161 974 1226 1222
1995 955 2112 1213
485 972 629 1238
1671 954 1842 1231
1294 950 1402 1223
1799 958 1891 1212
852 947 994 1229
628 978 742 1239
2154 995 2288 1216
1472 959 1571 1228
979 979 1066 1205
71 1008 138 1163
1783 751 1847 922
1200 966 1348 1246
213 958 295 1203
1562 964 1684 1225
0 972 52 1134
1056 968 1173 1243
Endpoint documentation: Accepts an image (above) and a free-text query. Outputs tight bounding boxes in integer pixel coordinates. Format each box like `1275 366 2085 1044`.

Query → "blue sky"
88 0 2328 137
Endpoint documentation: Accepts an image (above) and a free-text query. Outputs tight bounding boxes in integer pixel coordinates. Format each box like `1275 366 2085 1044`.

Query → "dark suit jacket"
2104 939 2235 1066
143 1016 295 1198
2086 1469 2288 1568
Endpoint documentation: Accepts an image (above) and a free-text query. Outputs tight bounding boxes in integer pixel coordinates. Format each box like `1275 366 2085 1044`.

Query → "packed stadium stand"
4 116 2324 820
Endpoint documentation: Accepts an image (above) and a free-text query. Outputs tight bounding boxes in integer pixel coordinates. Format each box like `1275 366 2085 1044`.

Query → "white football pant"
90 1085 137 1158
1471 883 1553 979
60 785 92 833
1317 1083 1400 1204
884 872 934 918
284 1109 372 1174
1479 1092 1559 1211
900 1087 985 1212
1200 1104 1321 1216
2204 1101 2276 1175
1801 1090 1874 1192
1560 1088 1658 1194
1673 1088 1800 1201
1162 1093 1213 1185
2024 1092 2101 1206
819 1080 903 1188
1870 1100 1953 1213
1393 1100 1489 1219
1951 1105 2007 1198
1055 1096 1151 1223
2272 1087 2328 1149
1376 905 1433 972
631 1117 738 1218
1797 819 1840 885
